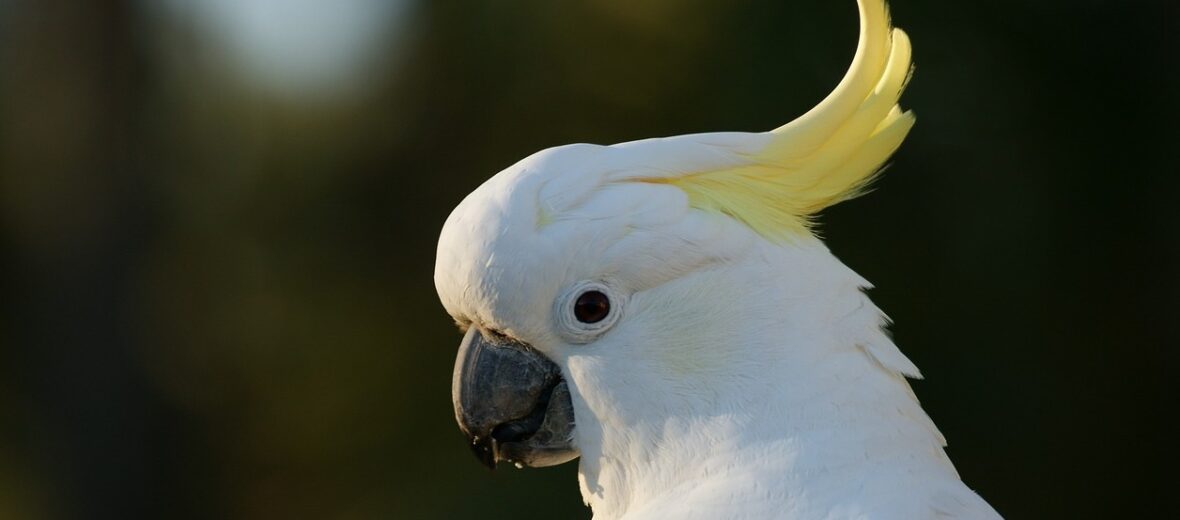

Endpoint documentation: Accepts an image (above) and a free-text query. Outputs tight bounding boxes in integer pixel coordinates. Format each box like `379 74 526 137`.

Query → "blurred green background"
0 0 1173 518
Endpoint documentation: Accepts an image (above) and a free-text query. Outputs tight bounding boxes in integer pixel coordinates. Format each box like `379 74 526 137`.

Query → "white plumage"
435 1 1001 518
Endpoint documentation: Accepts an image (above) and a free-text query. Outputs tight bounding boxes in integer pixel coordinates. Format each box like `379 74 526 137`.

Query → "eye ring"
555 281 623 343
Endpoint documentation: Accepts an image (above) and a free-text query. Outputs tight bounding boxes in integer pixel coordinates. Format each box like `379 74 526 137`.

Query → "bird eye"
574 290 610 324
555 281 622 343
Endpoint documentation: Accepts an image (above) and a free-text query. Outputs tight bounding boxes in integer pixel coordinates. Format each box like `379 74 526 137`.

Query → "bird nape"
434 0 1002 518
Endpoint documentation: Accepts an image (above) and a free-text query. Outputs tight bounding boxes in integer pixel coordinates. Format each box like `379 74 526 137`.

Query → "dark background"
1 0 1174 518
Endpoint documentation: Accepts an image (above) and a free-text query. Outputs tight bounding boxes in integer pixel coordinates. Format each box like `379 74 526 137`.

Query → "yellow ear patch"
641 0 914 241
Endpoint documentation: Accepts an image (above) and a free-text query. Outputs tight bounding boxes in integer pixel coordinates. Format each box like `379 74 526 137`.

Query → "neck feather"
571 243 982 519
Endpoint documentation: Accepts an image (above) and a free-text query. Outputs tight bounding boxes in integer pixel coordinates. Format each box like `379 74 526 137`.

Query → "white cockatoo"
435 0 1002 518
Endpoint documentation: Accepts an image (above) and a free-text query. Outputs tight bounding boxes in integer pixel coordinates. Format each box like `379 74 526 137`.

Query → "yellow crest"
642 0 914 240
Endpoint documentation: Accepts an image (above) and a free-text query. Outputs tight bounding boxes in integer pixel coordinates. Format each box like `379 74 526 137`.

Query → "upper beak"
451 327 579 469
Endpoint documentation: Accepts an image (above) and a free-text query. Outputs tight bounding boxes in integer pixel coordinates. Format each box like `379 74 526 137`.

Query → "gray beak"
452 327 579 469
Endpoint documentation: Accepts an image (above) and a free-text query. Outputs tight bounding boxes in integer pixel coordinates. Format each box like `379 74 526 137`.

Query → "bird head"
435 0 916 486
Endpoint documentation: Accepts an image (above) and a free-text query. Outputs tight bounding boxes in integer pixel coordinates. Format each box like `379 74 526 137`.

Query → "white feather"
435 140 1001 518
433 0 1001 514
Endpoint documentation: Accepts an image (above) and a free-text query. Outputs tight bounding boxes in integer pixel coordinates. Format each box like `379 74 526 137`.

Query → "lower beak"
451 328 579 469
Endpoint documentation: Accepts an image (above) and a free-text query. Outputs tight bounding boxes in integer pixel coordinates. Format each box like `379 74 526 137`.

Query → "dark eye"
574 290 611 324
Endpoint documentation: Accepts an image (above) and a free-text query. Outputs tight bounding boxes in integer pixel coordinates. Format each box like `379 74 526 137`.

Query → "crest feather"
641 0 914 240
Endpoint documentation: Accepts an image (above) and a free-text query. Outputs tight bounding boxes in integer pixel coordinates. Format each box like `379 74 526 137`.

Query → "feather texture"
434 1 1002 518
637 0 915 240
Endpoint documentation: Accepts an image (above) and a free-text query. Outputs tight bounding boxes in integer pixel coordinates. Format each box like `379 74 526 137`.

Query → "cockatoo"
435 0 1001 518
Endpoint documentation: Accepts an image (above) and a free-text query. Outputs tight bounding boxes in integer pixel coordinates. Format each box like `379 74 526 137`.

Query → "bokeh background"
0 0 1174 518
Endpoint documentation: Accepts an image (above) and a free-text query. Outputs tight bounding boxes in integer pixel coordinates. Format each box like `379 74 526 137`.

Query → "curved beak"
452 327 579 469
